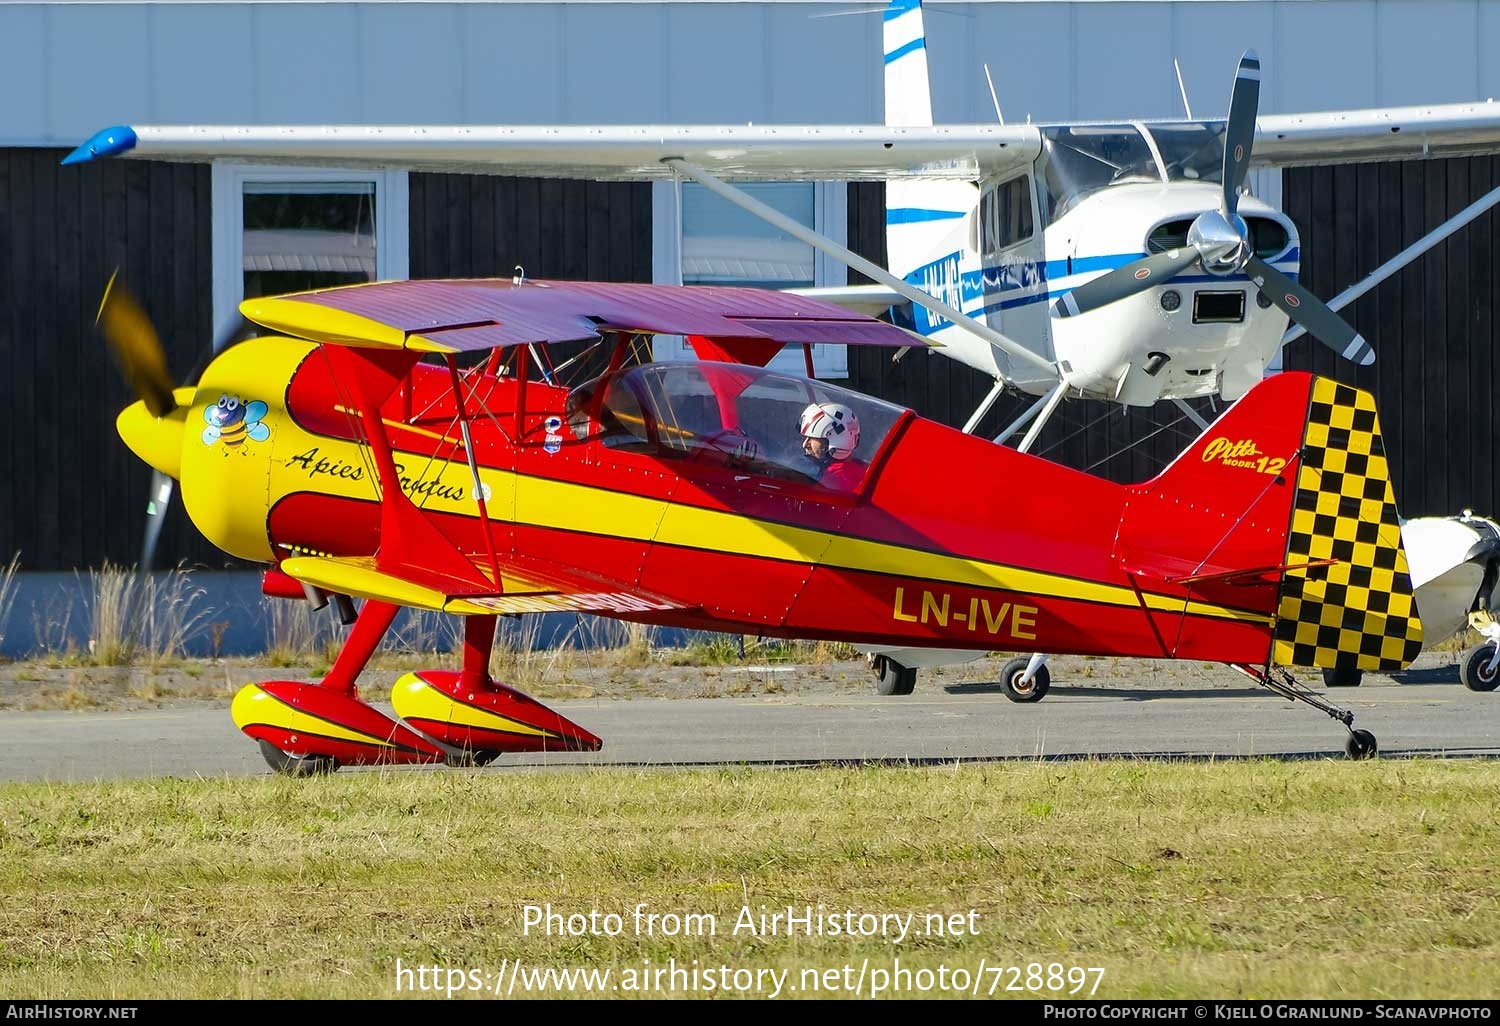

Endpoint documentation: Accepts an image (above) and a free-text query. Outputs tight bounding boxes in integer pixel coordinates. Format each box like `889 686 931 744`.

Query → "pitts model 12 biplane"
101 274 1429 770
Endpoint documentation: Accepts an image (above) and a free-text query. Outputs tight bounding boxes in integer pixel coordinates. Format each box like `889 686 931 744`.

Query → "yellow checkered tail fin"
1272 378 1423 672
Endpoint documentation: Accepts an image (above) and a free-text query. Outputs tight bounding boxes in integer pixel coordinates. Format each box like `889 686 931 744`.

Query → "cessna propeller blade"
1052 49 1373 366
1222 50 1260 219
1246 254 1374 365
1053 248 1200 318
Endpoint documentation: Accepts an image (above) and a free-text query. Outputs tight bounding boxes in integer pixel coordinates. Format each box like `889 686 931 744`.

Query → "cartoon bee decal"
203 394 270 452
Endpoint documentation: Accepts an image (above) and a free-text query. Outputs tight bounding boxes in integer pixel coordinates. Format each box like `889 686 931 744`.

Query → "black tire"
873 656 917 696
1461 643 1500 692
1323 667 1363 687
443 748 502 768
1000 657 1050 703
257 739 339 777
1344 729 1378 760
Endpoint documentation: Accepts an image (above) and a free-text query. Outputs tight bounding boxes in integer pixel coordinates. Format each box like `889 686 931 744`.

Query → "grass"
81 564 210 669
665 633 859 667
0 760 1497 999
0 553 19 657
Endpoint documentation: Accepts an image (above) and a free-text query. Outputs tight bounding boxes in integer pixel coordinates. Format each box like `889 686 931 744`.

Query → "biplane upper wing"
281 553 693 618
64 104 1500 180
240 278 922 353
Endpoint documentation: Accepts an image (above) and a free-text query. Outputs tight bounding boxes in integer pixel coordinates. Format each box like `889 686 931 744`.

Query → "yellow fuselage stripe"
274 432 1268 624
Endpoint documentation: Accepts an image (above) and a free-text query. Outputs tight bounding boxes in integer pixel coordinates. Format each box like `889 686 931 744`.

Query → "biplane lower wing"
280 554 693 618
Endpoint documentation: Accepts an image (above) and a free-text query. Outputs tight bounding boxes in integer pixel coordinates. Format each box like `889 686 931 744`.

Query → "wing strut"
661 157 1056 377
446 355 504 590
1281 180 1500 349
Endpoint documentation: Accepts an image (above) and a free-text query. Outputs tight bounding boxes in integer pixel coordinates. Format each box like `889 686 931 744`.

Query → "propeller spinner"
1052 51 1374 368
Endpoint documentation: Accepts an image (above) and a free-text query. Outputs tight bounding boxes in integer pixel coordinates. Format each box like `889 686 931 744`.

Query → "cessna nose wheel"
999 656 1051 703
1461 642 1499 691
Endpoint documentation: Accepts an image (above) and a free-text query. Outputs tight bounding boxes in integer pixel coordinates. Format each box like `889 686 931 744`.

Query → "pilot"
798 402 865 489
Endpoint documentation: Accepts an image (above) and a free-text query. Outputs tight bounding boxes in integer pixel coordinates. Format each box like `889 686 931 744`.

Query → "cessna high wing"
98 274 1452 767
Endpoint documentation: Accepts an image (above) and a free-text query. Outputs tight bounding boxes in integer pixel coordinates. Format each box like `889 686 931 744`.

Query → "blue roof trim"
62 125 138 165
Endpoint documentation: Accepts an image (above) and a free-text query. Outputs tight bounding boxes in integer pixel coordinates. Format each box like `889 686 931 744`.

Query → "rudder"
1272 378 1423 672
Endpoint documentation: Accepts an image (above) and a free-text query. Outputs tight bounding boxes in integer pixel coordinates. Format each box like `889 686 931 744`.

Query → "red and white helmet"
799 402 861 460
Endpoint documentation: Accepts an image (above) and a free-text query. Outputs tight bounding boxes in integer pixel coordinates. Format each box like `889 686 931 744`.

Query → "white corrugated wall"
4 1 1500 148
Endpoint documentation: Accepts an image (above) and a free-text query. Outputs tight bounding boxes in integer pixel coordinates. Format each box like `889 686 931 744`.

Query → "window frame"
211 164 409 342
651 178 850 379
979 171 1037 258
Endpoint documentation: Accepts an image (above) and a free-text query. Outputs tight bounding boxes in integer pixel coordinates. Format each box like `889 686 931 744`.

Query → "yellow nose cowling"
115 388 193 480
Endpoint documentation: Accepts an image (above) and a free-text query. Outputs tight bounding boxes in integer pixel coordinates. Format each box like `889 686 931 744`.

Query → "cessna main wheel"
1461 642 1500 692
257 739 339 777
999 657 1050 703
873 656 917 696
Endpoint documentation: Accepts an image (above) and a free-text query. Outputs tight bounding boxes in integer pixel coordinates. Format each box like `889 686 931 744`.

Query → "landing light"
1160 289 1182 312
1256 290 1273 309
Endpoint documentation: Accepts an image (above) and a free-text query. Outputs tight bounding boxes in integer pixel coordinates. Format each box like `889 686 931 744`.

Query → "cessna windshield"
1148 122 1228 185
1037 125 1159 224
1036 122 1229 226
566 362 906 489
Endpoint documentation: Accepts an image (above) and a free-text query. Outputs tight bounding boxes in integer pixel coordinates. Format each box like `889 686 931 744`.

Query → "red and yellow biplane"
100 275 1424 770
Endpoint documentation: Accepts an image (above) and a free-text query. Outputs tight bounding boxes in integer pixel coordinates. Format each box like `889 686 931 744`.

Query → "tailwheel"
872 655 917 696
257 739 339 777
1232 664 1377 759
999 656 1050 703
1344 729 1378 760
1460 642 1499 692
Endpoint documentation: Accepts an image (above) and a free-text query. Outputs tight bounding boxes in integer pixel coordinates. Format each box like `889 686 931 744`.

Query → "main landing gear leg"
232 599 449 775
1231 664 1377 759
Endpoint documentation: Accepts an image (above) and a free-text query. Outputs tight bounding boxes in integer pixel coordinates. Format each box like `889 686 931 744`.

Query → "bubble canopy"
566 361 908 488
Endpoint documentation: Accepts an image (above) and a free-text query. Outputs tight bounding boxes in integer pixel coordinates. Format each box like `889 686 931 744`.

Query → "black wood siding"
408 173 654 381
1282 158 1500 519
409 174 652 284
0 148 220 571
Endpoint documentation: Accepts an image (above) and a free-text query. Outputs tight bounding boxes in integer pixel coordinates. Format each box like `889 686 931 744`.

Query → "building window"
652 180 849 378
212 166 409 340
